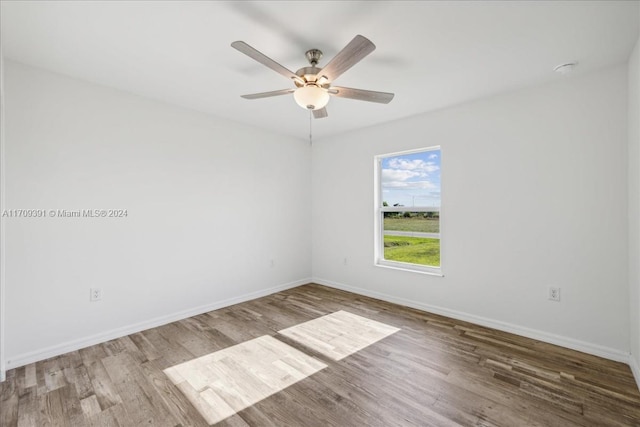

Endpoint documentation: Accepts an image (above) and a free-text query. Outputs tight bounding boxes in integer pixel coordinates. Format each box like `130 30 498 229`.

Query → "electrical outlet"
548 287 561 302
343 257 348 266
90 288 102 302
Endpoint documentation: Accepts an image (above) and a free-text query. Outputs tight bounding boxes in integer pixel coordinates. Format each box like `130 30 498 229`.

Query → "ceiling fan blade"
240 89 295 100
329 86 394 104
231 41 303 84
313 107 328 119
318 35 376 82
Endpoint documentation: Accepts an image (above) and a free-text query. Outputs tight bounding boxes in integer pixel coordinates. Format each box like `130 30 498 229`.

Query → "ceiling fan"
231 35 394 119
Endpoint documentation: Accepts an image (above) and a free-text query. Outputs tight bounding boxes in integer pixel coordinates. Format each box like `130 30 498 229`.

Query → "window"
375 147 442 275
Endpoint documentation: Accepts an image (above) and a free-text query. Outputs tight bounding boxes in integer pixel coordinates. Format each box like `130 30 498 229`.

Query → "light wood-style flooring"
2 283 640 426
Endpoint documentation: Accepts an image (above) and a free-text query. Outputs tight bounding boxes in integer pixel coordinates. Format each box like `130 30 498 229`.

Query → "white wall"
312 65 630 359
3 61 311 368
629 31 640 381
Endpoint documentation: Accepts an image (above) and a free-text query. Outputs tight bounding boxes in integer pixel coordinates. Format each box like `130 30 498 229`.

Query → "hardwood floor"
1 283 640 426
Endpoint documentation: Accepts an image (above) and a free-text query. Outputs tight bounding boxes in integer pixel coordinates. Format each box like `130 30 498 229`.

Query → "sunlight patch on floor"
278 310 400 360
164 335 326 425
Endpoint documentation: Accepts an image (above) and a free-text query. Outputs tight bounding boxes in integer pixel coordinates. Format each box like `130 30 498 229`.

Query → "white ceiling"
1 1 638 141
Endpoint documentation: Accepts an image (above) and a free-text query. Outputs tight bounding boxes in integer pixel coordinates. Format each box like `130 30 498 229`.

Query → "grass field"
384 217 439 233
383 235 440 266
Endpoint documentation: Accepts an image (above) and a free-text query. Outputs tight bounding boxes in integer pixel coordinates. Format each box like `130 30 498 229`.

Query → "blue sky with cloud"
381 149 441 207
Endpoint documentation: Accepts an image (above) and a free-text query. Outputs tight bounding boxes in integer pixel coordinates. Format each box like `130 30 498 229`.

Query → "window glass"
376 148 441 274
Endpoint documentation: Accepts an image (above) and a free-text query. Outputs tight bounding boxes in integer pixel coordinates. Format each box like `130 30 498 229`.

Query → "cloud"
381 168 422 182
381 153 440 193
387 158 439 174
382 164 438 190
382 180 437 190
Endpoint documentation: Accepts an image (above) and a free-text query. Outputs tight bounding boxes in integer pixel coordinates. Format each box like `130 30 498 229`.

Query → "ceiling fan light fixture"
293 84 330 110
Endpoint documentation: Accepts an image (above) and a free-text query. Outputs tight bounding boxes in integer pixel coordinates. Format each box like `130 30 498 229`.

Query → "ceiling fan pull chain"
309 110 313 145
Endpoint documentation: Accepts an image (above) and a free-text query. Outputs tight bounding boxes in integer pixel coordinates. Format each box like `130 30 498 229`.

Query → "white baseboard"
313 277 631 364
5 278 310 371
630 354 640 391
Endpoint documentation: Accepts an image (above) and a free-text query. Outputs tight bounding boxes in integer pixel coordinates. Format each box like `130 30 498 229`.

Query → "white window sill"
375 260 444 277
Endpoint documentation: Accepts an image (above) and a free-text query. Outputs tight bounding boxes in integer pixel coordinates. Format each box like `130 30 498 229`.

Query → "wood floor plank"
101 352 174 427
59 384 86 426
23 365 36 390
138 359 209 427
140 328 195 369
85 359 122 412
86 403 125 427
80 394 102 418
16 388 38 427
65 365 94 401
128 332 162 362
37 386 70 427
2 283 639 426
1 371 19 427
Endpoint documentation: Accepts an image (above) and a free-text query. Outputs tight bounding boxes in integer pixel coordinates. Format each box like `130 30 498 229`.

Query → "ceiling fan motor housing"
294 49 330 89
305 49 323 66
294 66 330 88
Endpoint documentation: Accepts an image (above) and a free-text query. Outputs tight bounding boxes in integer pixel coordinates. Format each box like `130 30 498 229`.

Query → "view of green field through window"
380 148 441 268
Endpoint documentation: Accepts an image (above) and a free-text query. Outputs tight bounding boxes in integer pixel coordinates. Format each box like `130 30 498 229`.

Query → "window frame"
374 146 443 276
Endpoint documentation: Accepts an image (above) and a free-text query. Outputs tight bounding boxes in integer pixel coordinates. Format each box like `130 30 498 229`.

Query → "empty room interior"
1 1 640 426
